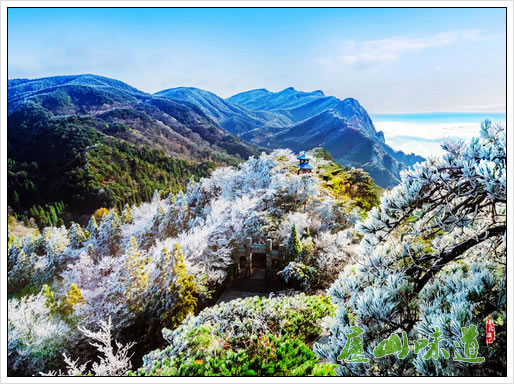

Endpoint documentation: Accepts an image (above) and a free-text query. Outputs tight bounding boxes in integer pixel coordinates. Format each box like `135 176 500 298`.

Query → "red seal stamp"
486 317 495 345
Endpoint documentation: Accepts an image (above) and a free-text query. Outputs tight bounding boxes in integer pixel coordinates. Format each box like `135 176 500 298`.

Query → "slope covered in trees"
8 148 373 376
8 75 260 226
160 85 425 188
7 122 506 377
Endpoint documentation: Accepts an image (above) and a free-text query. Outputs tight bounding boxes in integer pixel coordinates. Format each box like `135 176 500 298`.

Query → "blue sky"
8 8 506 114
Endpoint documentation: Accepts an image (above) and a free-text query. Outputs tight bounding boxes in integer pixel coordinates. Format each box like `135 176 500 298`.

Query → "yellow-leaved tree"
162 244 198 329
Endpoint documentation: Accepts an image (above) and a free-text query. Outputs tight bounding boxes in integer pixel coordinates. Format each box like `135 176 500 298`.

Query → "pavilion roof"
297 153 311 160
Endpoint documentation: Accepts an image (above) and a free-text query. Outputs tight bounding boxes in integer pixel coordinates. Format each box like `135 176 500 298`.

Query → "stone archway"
233 237 285 280
251 253 267 279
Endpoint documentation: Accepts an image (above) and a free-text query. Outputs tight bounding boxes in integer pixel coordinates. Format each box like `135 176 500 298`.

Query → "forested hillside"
8 75 260 226
7 121 506 377
8 147 379 376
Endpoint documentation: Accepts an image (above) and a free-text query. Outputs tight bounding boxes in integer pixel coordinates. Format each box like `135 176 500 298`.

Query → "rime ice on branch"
315 121 506 376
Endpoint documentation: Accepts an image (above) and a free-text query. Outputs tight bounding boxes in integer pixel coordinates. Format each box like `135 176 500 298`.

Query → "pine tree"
69 223 88 249
85 216 98 239
125 237 150 312
48 206 58 226
96 211 121 258
314 121 506 376
57 283 86 317
93 207 109 223
285 223 303 262
162 244 198 329
121 203 133 224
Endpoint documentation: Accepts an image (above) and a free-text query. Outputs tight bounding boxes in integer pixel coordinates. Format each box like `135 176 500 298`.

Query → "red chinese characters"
486 317 495 345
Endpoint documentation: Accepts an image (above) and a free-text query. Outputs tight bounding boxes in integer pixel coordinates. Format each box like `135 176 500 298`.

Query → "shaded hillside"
8 75 259 160
267 110 409 187
227 87 380 140
155 87 292 135
7 75 261 226
8 104 216 226
228 87 424 186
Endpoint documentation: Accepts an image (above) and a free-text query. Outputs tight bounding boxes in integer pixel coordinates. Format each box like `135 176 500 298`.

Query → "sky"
7 7 507 157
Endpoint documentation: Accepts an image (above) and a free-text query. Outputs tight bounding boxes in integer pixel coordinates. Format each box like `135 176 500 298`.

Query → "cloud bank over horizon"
373 113 506 158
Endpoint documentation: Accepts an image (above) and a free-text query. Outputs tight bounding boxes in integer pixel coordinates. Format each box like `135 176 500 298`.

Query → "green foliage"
274 296 334 340
285 223 303 262
312 147 335 162
81 138 216 212
93 207 109 223
8 229 16 248
26 202 65 228
132 333 336 377
162 245 198 329
313 149 381 211
301 228 315 264
43 283 85 319
136 294 335 377
7 107 219 226
279 262 318 291
124 237 150 312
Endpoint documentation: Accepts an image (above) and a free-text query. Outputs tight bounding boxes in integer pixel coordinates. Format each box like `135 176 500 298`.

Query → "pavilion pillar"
234 248 240 278
278 243 285 269
245 237 252 278
265 239 272 280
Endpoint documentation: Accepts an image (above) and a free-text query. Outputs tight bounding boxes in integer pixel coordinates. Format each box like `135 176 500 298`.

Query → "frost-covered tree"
313 229 356 288
8 240 36 293
315 121 506 376
285 223 303 262
124 237 150 312
120 203 133 225
43 317 136 377
8 149 358 375
278 262 317 290
8 289 72 375
85 216 99 239
161 245 198 329
69 223 88 249
8 227 70 293
95 210 121 258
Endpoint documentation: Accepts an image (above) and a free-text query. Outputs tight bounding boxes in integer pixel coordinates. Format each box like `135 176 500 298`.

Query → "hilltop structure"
297 153 314 175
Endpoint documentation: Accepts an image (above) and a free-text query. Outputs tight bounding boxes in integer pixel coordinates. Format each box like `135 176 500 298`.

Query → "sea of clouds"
372 113 506 158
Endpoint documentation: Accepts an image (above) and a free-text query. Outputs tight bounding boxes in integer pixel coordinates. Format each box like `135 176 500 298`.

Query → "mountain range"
8 74 423 225
157 85 424 187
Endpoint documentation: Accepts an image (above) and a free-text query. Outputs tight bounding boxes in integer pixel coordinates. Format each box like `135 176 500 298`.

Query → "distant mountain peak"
342 97 360 105
152 83 425 188
311 90 325 97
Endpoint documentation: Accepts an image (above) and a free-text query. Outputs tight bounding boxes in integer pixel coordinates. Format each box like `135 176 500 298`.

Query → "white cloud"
375 120 479 141
316 29 489 68
374 119 505 157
